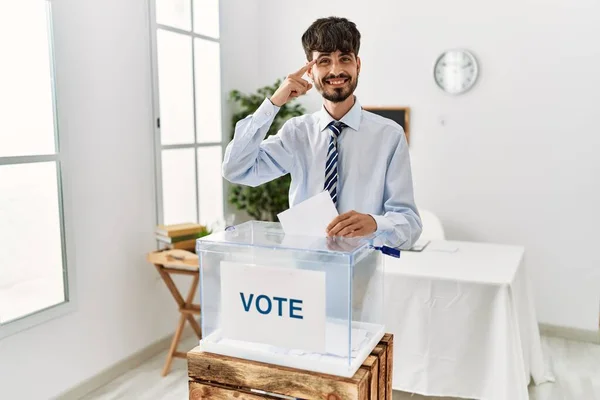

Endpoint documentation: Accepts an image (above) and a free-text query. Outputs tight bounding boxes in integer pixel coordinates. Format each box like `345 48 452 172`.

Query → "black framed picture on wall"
363 106 411 144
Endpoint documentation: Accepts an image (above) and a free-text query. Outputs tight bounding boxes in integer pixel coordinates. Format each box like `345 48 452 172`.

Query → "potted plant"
227 80 307 222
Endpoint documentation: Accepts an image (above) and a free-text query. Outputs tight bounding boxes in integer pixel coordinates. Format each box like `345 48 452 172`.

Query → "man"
222 17 421 249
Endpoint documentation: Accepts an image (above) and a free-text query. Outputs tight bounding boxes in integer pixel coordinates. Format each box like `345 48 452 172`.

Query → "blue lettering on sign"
240 292 253 312
290 299 303 319
239 292 303 319
255 294 272 314
272 296 287 316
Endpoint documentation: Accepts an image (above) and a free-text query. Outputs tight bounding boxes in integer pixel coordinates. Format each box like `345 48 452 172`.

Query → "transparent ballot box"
196 221 391 377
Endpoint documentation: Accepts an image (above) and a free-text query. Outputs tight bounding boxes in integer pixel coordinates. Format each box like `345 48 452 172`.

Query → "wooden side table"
187 333 394 400
147 249 202 376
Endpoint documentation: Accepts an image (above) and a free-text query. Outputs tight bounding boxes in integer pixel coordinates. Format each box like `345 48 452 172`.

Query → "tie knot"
327 120 347 138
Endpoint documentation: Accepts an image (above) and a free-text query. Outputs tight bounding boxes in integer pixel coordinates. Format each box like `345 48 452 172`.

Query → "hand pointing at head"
269 60 316 107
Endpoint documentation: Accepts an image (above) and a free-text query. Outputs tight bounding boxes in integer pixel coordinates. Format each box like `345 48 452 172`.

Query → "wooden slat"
162 314 186 377
162 268 199 276
357 375 369 400
186 314 203 339
380 334 394 400
370 345 387 400
189 381 280 399
360 355 379 400
186 275 199 307
154 264 185 307
180 308 201 315
188 348 370 400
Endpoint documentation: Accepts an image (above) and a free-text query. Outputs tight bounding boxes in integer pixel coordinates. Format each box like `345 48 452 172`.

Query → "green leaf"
225 82 305 221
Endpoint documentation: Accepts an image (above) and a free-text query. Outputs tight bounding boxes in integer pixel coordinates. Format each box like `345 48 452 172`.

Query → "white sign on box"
220 261 326 353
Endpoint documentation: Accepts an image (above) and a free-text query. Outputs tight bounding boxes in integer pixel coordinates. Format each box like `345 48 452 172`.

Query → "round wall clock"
434 49 479 95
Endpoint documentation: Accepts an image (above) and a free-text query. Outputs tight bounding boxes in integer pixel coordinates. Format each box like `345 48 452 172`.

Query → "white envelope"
277 191 339 237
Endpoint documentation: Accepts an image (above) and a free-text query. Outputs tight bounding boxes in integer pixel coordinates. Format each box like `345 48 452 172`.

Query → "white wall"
252 0 600 331
1 0 196 398
0 0 259 397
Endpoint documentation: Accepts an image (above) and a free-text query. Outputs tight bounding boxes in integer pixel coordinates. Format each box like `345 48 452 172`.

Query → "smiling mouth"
325 78 349 86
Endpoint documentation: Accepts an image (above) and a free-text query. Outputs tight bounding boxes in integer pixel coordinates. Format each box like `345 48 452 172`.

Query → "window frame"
0 0 77 340
148 0 227 229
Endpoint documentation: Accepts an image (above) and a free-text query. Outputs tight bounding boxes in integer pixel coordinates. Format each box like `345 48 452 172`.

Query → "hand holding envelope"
277 191 377 238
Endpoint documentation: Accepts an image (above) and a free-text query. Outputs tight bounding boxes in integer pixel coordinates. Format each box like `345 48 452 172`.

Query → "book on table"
155 222 205 238
155 232 205 243
155 222 208 251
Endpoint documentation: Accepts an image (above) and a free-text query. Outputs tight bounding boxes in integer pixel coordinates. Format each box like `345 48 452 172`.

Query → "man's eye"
319 59 329 64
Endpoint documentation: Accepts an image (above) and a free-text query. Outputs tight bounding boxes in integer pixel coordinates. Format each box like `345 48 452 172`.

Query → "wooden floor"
80 335 600 400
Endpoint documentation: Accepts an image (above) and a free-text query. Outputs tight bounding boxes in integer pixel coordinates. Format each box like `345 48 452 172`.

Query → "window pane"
0 1 56 157
155 0 191 31
193 0 220 38
197 146 223 229
161 149 197 225
0 162 65 323
157 29 195 145
194 39 222 143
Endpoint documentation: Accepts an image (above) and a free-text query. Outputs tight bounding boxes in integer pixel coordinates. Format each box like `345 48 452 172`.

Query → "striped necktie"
324 120 347 207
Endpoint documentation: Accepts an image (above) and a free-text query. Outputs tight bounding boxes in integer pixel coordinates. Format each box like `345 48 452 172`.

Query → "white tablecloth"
384 240 554 400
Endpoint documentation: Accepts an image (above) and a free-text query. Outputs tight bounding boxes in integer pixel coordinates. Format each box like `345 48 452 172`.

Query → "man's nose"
329 60 344 76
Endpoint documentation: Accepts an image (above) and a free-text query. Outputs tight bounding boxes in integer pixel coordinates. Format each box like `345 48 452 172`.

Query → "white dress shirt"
222 96 422 248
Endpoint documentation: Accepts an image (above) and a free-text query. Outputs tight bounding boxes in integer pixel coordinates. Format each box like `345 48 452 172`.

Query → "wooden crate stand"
187 333 394 400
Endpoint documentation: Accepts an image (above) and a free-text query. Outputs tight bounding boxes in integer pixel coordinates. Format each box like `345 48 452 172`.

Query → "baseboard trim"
55 327 195 400
539 323 600 344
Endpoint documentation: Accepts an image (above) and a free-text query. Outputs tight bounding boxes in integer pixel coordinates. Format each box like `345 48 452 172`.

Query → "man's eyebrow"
316 52 354 59
339 52 354 58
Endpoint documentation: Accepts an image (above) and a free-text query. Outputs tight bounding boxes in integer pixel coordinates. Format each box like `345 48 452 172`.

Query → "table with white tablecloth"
383 240 554 400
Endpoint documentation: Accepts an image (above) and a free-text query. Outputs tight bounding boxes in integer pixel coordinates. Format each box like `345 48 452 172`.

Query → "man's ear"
357 56 361 75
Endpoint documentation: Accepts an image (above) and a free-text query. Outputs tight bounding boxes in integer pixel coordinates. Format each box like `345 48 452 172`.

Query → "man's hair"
301 17 361 61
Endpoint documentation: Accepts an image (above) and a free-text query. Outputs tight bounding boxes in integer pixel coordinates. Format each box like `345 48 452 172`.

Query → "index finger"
327 211 352 231
292 59 316 77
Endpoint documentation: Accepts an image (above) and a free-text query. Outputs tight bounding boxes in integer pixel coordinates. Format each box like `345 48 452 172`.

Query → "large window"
150 0 224 229
0 0 70 335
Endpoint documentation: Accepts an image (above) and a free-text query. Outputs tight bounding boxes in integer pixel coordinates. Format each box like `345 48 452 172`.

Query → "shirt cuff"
252 97 280 126
370 214 395 234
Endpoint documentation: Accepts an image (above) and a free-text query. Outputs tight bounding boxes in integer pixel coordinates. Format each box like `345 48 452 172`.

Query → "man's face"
308 50 361 103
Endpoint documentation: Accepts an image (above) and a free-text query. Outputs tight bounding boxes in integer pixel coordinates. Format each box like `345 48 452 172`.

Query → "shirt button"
266 111 272 116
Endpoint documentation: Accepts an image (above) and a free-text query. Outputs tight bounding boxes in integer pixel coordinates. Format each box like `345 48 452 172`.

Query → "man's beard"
315 73 358 103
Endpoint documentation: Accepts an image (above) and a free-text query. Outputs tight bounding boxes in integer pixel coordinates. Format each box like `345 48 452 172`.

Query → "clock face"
434 49 479 94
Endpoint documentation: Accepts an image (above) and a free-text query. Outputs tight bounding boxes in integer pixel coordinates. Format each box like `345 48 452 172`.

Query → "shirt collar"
318 96 362 132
